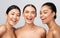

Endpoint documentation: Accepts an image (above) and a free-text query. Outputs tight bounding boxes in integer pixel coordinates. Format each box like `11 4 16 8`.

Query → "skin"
15 6 46 38
0 9 20 38
40 5 60 38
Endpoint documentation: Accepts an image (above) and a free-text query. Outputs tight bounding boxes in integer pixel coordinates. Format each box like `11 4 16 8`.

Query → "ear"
52 12 55 18
35 13 37 17
5 14 8 18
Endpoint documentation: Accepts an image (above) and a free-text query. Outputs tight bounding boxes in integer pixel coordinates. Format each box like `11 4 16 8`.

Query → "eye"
17 14 20 17
44 11 47 14
25 11 29 13
40 11 42 15
11 13 14 15
32 11 35 14
11 12 15 15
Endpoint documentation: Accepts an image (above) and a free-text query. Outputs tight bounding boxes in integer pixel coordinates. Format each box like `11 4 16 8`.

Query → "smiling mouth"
26 18 32 21
11 19 17 23
41 18 46 21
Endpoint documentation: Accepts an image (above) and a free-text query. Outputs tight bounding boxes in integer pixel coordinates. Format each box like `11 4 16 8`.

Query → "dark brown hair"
23 4 37 13
6 5 21 15
42 2 57 19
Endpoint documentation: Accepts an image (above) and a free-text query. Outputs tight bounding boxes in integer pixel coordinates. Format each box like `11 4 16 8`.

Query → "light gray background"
0 0 60 31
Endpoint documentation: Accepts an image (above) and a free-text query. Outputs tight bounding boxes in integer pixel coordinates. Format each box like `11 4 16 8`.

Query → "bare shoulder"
15 26 24 34
0 25 6 36
35 25 46 33
35 25 46 38
47 26 60 38
0 25 6 31
52 26 60 34
52 29 60 35
50 29 60 38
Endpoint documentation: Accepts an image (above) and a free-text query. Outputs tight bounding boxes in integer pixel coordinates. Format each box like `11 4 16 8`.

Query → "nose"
40 13 44 18
28 12 31 17
13 15 17 19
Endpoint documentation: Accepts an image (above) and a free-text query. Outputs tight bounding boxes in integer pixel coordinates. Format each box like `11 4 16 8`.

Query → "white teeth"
41 18 45 20
27 18 32 20
42 19 44 20
41 17 45 20
12 20 17 22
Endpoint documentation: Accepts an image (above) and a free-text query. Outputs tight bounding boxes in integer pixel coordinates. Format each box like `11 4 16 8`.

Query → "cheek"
32 15 36 18
45 12 50 18
45 14 52 21
7 15 12 20
31 13 36 17
9 13 13 17
45 14 49 18
40 15 42 18
24 13 28 17
17 17 20 21
25 14 28 16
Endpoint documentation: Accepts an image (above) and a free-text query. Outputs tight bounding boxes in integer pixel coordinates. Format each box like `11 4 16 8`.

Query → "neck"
5 22 13 30
24 22 35 28
47 19 57 29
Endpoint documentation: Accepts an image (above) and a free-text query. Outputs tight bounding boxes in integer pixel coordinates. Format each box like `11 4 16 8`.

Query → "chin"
26 22 33 24
42 22 47 24
10 23 16 26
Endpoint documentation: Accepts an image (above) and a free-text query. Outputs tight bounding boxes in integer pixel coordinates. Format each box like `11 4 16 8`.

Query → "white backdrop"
0 0 60 31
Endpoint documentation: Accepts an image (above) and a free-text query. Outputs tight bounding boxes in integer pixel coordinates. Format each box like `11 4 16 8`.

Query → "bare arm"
15 28 20 38
0 26 6 37
46 31 53 38
53 30 60 38
41 29 46 38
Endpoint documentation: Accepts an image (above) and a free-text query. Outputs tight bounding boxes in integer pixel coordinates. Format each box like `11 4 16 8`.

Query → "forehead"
24 6 35 11
9 9 20 14
41 5 51 11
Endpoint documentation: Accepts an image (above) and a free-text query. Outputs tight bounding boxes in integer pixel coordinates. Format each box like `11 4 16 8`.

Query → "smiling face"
6 9 20 26
40 5 55 24
23 6 36 24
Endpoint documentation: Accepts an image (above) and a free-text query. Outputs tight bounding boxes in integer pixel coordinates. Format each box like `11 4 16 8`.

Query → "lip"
11 19 17 23
26 18 33 21
41 18 46 21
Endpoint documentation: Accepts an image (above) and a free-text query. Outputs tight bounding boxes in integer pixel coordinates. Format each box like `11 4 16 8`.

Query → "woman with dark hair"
15 4 46 38
0 5 21 38
40 2 60 38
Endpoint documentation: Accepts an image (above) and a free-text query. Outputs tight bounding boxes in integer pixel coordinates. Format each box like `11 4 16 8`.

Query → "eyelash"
11 13 14 15
17 15 20 17
26 11 29 13
44 12 47 14
11 13 20 16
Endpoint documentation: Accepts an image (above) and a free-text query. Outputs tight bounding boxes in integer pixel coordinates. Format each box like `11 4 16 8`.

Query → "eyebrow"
40 10 48 13
11 10 15 13
25 9 35 11
43 10 48 11
12 11 20 14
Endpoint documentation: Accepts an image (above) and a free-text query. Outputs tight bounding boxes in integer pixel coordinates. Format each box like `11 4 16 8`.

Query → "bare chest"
1 30 15 38
17 30 42 38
